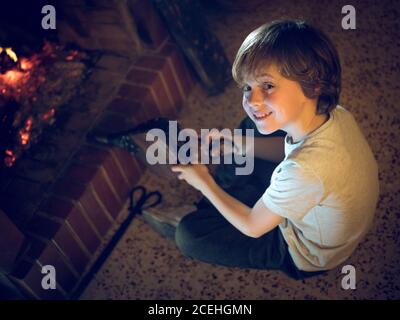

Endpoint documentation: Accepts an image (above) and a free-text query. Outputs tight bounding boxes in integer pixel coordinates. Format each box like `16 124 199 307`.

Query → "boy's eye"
262 83 274 90
242 85 251 92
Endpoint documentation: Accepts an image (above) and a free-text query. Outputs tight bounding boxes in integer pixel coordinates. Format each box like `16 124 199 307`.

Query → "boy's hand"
171 164 213 192
203 131 242 157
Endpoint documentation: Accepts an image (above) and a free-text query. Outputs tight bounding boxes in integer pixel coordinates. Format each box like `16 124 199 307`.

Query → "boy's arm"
201 177 284 238
207 132 285 163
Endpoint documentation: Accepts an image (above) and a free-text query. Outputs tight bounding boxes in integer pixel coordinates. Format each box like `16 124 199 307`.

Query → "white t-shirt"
262 105 380 271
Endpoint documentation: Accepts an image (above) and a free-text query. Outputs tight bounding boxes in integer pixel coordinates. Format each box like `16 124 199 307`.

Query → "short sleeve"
262 161 324 221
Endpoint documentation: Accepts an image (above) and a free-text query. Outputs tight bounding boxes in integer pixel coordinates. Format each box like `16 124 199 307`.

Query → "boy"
158 20 379 279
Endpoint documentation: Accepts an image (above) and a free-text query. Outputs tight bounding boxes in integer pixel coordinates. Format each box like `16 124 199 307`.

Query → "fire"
0 47 18 63
4 149 16 167
0 47 40 99
65 50 78 61
19 131 30 145
19 58 33 71
42 107 56 122
2 69 24 85
0 41 85 168
18 117 33 145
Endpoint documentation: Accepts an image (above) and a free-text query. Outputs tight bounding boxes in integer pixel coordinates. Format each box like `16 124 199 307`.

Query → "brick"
0 208 26 274
76 187 114 235
97 37 138 56
66 206 101 254
38 242 79 294
95 185 121 219
0 178 46 229
118 84 161 118
107 98 148 123
134 55 182 109
14 158 58 185
89 67 125 86
118 83 151 102
89 24 131 41
129 0 169 49
159 42 195 98
39 195 75 220
52 179 113 237
17 262 66 299
97 54 133 73
157 59 183 113
127 67 176 117
110 148 144 185
26 237 48 261
94 111 131 133
53 223 90 275
101 151 132 199
128 55 182 114
72 145 132 201
64 164 98 185
63 164 122 217
25 215 62 240
127 68 156 85
10 259 34 279
74 145 109 167
135 55 164 70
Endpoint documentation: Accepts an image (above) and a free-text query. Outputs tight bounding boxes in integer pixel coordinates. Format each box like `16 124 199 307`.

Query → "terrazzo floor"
81 0 400 299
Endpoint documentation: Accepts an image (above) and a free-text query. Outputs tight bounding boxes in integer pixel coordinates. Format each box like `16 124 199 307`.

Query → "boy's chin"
255 124 279 135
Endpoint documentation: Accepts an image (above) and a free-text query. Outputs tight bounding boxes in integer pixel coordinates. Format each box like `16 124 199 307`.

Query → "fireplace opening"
0 0 198 299
0 42 97 169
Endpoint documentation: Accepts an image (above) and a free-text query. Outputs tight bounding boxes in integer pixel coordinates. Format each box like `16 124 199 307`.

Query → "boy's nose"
247 88 264 109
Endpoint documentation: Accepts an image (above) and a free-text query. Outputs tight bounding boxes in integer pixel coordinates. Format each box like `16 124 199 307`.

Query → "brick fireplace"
0 0 194 299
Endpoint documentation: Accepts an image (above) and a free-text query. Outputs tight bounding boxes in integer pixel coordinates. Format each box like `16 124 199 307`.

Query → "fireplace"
0 0 194 299
0 42 96 170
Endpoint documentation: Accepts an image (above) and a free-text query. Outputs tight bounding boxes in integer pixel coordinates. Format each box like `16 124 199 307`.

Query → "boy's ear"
312 86 321 99
314 86 321 94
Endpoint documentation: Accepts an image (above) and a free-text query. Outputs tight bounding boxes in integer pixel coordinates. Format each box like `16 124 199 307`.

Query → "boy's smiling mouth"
253 111 273 121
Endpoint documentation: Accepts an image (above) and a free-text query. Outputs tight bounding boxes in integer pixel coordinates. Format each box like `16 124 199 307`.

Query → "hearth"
0 0 195 299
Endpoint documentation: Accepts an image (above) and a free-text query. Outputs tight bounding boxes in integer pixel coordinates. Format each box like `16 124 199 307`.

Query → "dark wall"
0 0 58 51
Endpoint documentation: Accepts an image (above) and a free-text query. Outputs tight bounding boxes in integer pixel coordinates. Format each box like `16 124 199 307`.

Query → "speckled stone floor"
81 0 400 299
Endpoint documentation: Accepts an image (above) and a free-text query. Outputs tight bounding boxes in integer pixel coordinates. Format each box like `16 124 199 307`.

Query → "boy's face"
242 63 312 135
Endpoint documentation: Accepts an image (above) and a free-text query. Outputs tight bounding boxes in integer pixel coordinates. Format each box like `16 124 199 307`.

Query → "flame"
0 47 18 62
4 149 16 167
65 50 78 61
2 70 24 84
0 50 36 95
18 118 33 145
19 58 33 71
42 107 56 121
19 131 30 145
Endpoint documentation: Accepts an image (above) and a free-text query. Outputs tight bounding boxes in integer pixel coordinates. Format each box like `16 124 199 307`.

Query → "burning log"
0 47 19 74
0 42 90 168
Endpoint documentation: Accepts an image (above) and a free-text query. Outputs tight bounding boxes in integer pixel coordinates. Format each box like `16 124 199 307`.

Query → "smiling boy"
170 20 379 278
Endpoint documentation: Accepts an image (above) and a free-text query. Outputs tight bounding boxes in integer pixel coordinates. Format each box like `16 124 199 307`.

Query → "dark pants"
174 117 325 280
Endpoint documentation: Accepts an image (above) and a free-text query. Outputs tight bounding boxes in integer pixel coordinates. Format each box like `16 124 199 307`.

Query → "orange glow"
42 108 56 121
19 131 30 145
25 117 33 129
2 70 24 84
65 50 78 61
18 118 33 145
19 58 33 71
4 149 16 167
0 47 18 62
